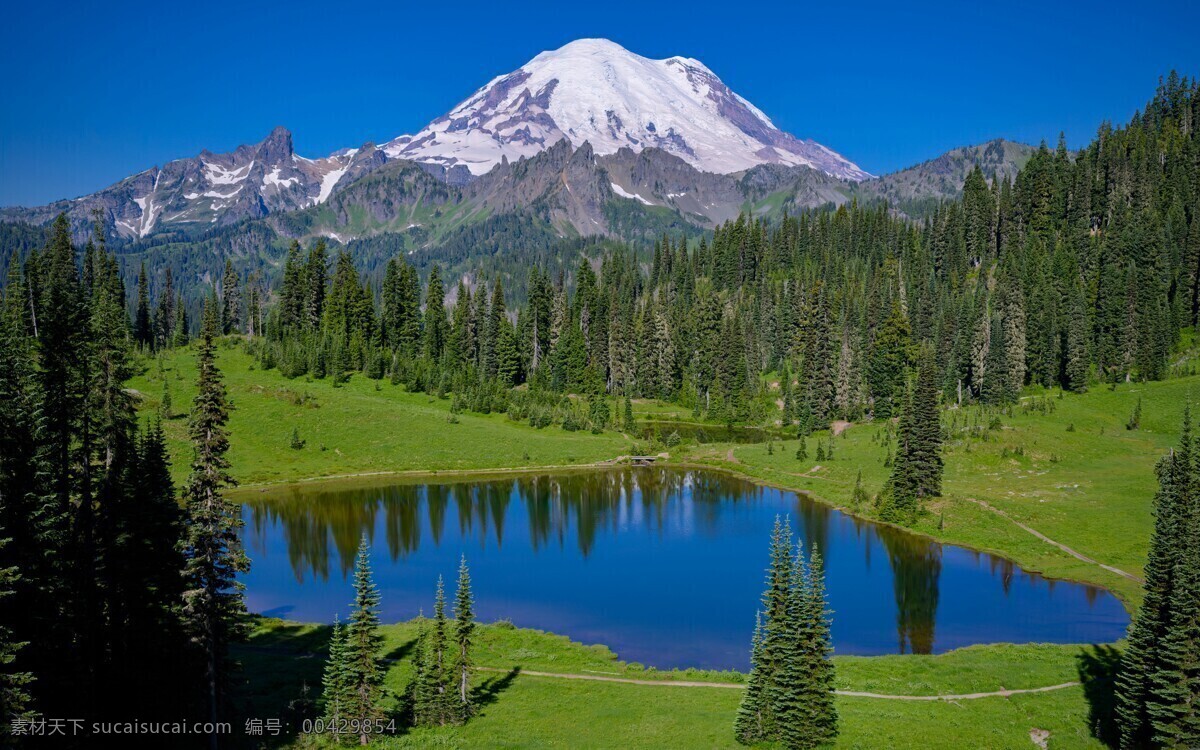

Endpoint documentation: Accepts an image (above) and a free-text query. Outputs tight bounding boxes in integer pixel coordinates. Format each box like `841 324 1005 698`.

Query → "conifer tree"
160 380 172 420
278 241 306 331
736 520 838 748
734 611 767 743
1116 409 1200 748
171 293 189 348
424 265 447 362
181 299 248 745
134 262 152 347
452 556 475 723
413 576 452 727
344 536 384 744
220 259 241 335
797 546 838 747
304 240 328 331
320 616 350 727
0 538 31 722
154 267 175 348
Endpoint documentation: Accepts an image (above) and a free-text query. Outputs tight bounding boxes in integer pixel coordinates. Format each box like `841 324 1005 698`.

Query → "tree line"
0 216 246 746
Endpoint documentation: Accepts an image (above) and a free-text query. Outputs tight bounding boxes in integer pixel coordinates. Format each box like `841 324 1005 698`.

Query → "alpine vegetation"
735 516 837 748
411 558 477 727
1115 408 1200 749
318 536 388 744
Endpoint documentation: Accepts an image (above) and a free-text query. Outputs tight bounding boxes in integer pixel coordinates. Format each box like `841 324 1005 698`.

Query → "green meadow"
132 340 1180 748
239 618 1112 749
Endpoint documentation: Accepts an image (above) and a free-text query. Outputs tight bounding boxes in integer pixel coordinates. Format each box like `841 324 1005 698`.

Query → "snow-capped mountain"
2 38 871 242
383 39 870 180
2 128 386 241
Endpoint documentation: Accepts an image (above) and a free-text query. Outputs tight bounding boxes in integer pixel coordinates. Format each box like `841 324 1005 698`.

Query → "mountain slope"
853 139 1035 215
383 39 870 180
0 128 385 241
1 38 869 241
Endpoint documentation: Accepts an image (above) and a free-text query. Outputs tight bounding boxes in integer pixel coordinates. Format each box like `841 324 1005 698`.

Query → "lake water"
240 468 1129 671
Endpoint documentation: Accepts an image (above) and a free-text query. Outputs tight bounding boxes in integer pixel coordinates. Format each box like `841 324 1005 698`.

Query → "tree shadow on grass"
382 637 418 664
1076 643 1123 747
473 667 521 712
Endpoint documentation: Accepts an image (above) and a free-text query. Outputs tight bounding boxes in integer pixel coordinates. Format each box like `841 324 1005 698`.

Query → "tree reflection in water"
240 467 1127 666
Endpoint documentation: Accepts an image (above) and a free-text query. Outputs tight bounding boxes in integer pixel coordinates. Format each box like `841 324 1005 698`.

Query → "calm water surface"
240 468 1128 670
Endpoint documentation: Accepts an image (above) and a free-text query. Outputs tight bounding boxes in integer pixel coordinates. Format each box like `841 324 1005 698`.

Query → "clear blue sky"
1 0 1197 206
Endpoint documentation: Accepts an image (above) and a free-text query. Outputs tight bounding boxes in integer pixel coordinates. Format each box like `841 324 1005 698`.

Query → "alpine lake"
238 467 1128 671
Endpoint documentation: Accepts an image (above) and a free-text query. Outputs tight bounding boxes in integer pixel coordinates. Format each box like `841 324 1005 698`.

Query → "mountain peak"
383 39 869 180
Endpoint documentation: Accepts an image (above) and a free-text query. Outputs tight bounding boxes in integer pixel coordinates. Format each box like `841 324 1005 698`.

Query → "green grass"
129 342 630 487
238 618 1113 749
679 378 1200 605
138 341 1180 746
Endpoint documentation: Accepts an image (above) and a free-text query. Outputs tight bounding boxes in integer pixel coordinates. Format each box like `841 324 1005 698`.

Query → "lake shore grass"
137 342 1157 747
238 617 1113 749
132 341 1167 608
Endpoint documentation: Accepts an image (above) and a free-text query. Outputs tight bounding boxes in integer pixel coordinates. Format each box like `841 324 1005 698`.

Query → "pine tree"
452 556 475 723
424 265 447 362
304 240 328 331
343 536 384 744
181 299 248 746
797 546 838 747
1116 408 1200 748
160 380 172 420
279 241 306 331
887 347 943 523
772 544 811 749
220 260 241 335
0 538 32 722
171 293 189 348
413 576 452 727
735 520 838 748
734 611 767 743
320 616 351 727
753 517 795 740
154 267 175 348
134 262 152 347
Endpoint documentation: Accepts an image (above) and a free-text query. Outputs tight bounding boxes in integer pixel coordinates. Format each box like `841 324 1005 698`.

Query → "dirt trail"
966 498 1143 583
475 667 1081 700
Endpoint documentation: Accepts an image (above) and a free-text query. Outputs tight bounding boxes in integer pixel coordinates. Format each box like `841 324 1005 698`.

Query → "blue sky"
1 0 1197 206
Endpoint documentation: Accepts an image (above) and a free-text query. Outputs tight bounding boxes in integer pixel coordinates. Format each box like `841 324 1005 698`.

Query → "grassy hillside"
137 340 1177 604
694 380 1189 605
133 340 1169 747
129 342 630 487
239 617 1111 749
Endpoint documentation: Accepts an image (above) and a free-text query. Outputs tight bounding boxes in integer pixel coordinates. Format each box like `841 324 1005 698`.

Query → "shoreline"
230 451 1138 615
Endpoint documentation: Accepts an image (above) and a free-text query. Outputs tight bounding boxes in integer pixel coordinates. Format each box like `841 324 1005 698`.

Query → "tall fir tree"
320 615 351 727
1116 408 1200 748
181 299 248 746
134 262 152 347
220 260 241 335
452 556 475 723
344 536 384 744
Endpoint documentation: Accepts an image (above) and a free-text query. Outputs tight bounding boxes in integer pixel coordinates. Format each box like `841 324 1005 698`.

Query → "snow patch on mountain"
316 163 350 204
205 161 253 185
610 182 653 205
384 38 869 180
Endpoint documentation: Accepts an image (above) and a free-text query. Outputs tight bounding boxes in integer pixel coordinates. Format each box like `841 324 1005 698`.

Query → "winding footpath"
475 667 1080 701
965 498 1144 583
